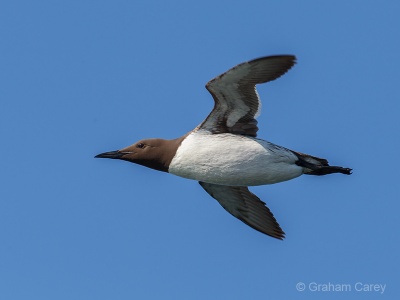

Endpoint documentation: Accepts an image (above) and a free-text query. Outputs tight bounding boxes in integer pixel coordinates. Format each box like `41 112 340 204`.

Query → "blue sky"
1 1 399 299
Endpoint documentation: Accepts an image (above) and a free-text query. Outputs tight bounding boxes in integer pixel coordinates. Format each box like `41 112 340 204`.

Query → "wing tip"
257 223 286 240
205 54 297 87
251 54 297 68
273 230 286 240
238 214 286 240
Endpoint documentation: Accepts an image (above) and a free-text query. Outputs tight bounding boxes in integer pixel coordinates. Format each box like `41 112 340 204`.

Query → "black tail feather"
306 166 352 176
292 151 352 176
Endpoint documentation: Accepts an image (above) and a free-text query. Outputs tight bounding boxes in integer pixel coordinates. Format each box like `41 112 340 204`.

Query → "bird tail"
292 151 352 176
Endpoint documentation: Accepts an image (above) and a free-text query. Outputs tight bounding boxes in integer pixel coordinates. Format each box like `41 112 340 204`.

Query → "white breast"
169 130 303 186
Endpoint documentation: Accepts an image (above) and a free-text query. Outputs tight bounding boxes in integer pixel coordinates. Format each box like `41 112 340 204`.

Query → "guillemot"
95 55 352 239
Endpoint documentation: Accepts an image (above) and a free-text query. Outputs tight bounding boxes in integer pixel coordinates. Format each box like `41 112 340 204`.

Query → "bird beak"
95 150 126 159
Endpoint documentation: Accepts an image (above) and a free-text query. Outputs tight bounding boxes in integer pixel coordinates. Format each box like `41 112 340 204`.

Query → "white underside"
169 130 304 186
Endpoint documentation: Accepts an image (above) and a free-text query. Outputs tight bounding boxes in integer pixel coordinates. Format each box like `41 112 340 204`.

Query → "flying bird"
95 55 352 239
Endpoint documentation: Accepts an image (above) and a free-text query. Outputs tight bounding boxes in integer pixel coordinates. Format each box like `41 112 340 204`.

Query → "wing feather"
199 182 285 239
198 55 296 137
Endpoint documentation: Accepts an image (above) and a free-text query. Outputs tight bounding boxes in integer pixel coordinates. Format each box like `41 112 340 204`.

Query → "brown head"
95 136 186 172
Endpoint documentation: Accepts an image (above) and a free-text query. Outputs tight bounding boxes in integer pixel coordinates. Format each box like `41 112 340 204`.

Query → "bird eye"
136 143 145 149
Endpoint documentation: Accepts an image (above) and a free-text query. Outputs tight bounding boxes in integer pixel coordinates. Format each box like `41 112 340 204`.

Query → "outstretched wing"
199 182 285 239
198 55 296 137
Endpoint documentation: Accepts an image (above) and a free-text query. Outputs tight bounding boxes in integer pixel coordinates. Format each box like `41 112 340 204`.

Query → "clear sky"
1 1 399 299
